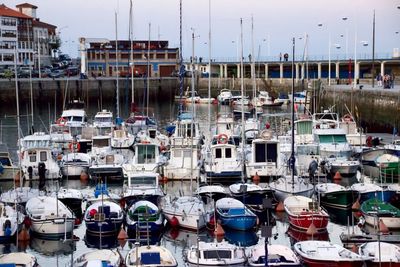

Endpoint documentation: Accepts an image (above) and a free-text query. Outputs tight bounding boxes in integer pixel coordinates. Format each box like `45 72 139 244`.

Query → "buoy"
118 239 127 249
23 217 31 228
18 225 30 241
333 171 342 180
306 222 317 236
256 217 260 226
215 222 225 240
169 216 179 228
169 228 179 240
351 244 358 253
276 201 285 212
159 176 168 183
352 199 360 211
118 227 128 240
252 172 260 185
208 216 216 229
57 154 63 161
379 219 389 234
80 171 89 181
119 198 126 209
354 211 362 218
74 217 81 226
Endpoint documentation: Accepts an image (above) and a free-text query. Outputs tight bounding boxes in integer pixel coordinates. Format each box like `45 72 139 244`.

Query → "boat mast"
251 16 257 123
190 30 195 193
146 23 151 117
178 0 184 115
240 18 245 183
290 37 295 192
129 0 135 112
207 0 212 135
115 12 120 120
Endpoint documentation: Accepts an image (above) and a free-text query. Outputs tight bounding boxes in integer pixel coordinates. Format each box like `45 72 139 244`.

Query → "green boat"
375 154 400 182
361 198 400 229
315 183 359 210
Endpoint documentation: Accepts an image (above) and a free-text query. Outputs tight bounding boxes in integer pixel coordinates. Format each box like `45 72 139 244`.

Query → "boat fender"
217 134 228 144
69 141 81 152
56 117 68 126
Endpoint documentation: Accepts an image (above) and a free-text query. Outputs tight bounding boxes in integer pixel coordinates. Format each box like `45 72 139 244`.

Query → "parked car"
65 66 79 76
48 69 65 78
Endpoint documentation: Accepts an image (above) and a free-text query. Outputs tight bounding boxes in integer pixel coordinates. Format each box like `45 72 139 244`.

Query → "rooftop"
0 4 31 19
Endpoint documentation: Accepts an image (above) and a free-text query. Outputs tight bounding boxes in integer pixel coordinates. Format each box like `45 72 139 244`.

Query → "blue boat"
216 197 257 231
84 200 124 235
351 183 396 203
125 200 164 238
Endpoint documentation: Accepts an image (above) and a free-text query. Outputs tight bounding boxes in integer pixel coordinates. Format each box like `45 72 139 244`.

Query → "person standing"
376 73 382 87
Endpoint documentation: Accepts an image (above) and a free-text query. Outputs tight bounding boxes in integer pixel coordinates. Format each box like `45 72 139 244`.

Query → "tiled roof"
15 3 38 9
33 19 56 30
0 4 32 19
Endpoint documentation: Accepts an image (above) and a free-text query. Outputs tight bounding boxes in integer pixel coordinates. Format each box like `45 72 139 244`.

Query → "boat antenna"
290 37 296 193
178 0 184 115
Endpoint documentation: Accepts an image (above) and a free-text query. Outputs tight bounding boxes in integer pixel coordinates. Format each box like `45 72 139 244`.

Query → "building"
80 38 179 77
16 3 58 67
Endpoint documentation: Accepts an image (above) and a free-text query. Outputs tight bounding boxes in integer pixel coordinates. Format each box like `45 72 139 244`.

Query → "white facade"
0 16 18 66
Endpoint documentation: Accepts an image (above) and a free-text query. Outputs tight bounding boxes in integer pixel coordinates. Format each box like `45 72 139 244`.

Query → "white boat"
60 99 88 130
0 202 24 242
185 240 246 267
122 172 165 208
74 249 122 267
359 242 400 265
289 91 306 104
51 187 84 218
269 175 314 202
112 127 135 149
61 152 91 177
195 184 227 203
217 88 233 105
123 141 165 176
0 143 19 180
0 252 38 267
19 132 61 180
49 123 73 154
161 195 212 230
247 242 301 266
246 130 282 178
136 128 169 147
0 187 40 206
294 241 367 266
164 143 200 180
126 245 177 267
169 112 202 148
93 109 114 130
25 196 75 238
340 113 366 146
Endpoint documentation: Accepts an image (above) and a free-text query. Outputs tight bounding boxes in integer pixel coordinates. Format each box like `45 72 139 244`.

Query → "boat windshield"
318 134 347 143
137 145 157 164
129 175 156 186
93 138 110 147
203 250 231 259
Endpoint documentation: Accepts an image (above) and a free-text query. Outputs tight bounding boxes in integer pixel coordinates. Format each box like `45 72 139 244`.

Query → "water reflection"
224 228 259 247
84 231 119 249
30 237 75 256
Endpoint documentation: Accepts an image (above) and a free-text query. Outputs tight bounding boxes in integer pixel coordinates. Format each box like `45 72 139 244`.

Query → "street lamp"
341 17 349 59
317 23 333 86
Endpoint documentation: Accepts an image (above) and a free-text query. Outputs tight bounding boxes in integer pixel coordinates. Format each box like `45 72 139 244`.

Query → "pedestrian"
279 53 282 61
376 73 382 87
391 73 395 89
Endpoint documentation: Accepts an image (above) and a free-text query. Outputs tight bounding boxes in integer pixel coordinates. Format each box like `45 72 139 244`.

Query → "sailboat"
269 38 313 202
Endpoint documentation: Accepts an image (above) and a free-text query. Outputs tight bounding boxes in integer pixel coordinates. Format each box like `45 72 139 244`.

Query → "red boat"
287 225 329 242
284 196 329 232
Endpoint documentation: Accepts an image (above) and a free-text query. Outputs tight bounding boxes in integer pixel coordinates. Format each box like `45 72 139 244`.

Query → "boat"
0 252 38 267
52 187 84 219
93 109 114 130
125 244 177 267
84 200 124 235
315 183 359 210
125 200 164 237
215 197 257 231
375 153 400 182
185 240 247 267
294 240 368 267
0 143 19 180
125 114 157 135
217 88 233 105
161 195 212 231
19 132 61 180
60 99 88 136
74 249 123 267
0 187 40 206
247 242 301 266
111 127 135 149
350 183 396 203
0 202 24 242
195 184 228 203
361 198 400 229
229 183 276 210
284 195 329 232
60 152 91 177
122 172 165 207
274 92 291 105
122 141 164 176
253 91 283 107
25 196 75 238
359 242 400 267
339 113 366 147
269 175 314 202
289 91 307 104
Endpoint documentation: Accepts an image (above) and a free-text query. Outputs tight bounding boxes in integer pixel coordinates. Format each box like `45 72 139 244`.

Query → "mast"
290 37 295 191
190 30 195 193
129 0 135 111
178 0 184 115
240 18 245 183
115 12 120 119
146 23 151 117
207 0 212 135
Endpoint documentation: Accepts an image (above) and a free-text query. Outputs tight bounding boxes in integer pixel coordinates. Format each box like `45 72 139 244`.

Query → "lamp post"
317 23 332 86
341 17 349 60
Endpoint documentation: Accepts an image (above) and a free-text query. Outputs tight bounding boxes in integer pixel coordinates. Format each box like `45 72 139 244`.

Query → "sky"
4 0 400 60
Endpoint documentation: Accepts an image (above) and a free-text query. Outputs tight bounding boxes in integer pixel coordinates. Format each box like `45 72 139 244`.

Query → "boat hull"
287 214 329 232
217 213 257 231
163 210 208 231
61 165 88 177
363 214 400 229
85 219 124 235
319 190 359 210
360 191 396 203
30 218 75 239
299 257 365 267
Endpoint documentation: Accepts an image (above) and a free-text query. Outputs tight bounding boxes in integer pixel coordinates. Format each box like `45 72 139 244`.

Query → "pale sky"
4 0 400 60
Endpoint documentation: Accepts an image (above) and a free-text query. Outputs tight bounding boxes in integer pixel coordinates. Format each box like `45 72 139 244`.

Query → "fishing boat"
185 240 247 267
0 202 24 242
215 197 257 231
350 183 396 203
375 153 400 182
161 195 212 231
0 252 39 267
294 240 368 267
269 175 314 202
247 242 301 266
125 200 164 237
125 245 177 267
60 152 91 177
315 183 359 210
122 171 165 207
74 249 123 267
0 143 19 180
25 196 75 238
361 198 400 229
359 242 400 267
284 195 329 232
122 141 164 175
84 200 124 235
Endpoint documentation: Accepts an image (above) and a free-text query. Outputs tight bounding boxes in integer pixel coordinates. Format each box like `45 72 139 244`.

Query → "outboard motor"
27 166 33 180
38 162 46 189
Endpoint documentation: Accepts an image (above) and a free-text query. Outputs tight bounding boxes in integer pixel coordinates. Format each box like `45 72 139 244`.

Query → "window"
215 148 222 159
29 155 36 162
40 151 47 161
137 145 156 164
225 148 232 158
203 250 231 259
